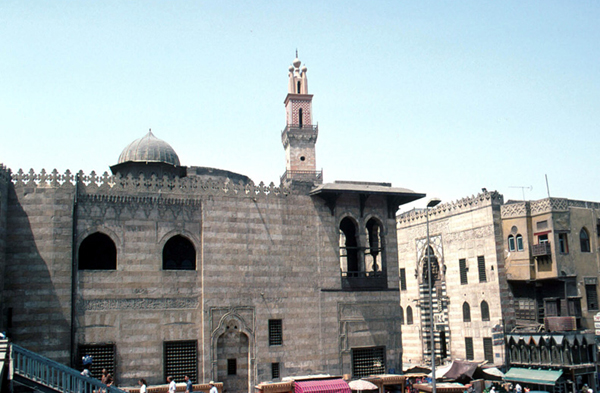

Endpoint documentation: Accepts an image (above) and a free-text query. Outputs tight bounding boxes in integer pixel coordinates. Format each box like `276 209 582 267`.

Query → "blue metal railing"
11 343 127 393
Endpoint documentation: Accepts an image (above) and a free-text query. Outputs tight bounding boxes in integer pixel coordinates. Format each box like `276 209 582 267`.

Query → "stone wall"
3 169 403 388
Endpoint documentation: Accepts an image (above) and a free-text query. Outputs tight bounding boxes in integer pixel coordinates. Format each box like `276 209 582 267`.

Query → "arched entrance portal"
212 312 254 393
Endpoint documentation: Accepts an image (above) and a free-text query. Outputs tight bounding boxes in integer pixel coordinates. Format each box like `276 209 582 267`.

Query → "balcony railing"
341 271 387 290
281 124 319 136
280 169 323 184
532 242 551 257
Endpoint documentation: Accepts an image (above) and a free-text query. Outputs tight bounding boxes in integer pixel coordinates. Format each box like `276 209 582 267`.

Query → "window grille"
465 338 474 360
227 358 237 375
351 347 385 378
78 344 116 381
459 259 468 285
483 337 493 363
585 284 598 311
164 341 197 383
400 268 407 291
406 306 413 325
477 256 487 282
271 362 280 379
268 319 282 346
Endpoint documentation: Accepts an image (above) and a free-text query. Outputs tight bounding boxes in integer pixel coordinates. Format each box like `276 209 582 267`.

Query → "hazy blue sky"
1 1 598 211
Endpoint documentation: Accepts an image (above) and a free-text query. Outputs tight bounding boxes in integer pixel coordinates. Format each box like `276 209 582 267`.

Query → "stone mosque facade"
0 57 424 391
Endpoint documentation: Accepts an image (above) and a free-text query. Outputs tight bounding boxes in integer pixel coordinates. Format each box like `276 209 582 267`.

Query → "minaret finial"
296 48 298 58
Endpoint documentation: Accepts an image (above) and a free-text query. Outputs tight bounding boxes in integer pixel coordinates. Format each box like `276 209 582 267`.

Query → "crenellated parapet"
7 167 290 199
397 190 504 225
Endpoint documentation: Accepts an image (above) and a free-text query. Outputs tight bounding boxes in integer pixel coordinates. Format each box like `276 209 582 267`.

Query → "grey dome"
118 130 180 166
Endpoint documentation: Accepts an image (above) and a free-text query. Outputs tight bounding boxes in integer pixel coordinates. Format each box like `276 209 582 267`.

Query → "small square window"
269 319 282 346
227 358 237 375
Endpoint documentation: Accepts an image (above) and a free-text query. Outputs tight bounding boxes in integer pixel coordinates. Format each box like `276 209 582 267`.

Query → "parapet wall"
8 168 290 199
397 190 504 226
501 197 600 219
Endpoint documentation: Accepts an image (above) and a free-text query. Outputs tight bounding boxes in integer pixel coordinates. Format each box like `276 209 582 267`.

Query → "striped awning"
294 379 352 393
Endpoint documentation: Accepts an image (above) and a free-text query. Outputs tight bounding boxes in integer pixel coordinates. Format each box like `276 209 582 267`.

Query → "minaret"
281 53 321 185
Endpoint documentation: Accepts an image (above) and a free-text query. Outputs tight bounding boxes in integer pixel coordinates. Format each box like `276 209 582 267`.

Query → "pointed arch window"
366 218 384 274
79 232 117 270
463 302 471 322
297 81 301 94
399 307 405 325
580 228 591 252
422 246 439 283
481 300 490 321
406 306 413 325
163 235 196 270
298 108 303 127
508 235 515 252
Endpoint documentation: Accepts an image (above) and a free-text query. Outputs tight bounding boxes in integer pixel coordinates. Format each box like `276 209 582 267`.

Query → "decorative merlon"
5 167 290 199
397 190 503 225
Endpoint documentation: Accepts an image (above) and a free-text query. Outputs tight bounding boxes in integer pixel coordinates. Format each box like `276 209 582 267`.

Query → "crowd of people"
81 355 218 393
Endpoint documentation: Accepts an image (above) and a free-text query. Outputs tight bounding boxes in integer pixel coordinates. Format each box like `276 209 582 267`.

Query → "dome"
118 130 180 166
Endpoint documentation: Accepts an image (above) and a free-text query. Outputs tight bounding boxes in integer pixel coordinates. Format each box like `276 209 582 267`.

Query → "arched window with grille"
463 302 471 322
406 306 413 325
481 300 490 321
79 232 117 270
163 235 196 270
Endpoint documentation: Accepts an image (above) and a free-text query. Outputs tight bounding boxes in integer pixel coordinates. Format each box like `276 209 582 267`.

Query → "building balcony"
281 124 318 136
280 169 323 184
532 242 551 257
341 271 387 290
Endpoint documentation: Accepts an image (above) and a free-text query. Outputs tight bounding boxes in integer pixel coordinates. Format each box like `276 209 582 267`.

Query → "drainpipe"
70 176 79 368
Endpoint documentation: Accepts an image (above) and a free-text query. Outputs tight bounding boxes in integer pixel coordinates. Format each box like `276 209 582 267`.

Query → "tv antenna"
509 185 533 200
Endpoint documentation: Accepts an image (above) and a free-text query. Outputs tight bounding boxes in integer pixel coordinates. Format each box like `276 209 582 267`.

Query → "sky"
1 1 599 212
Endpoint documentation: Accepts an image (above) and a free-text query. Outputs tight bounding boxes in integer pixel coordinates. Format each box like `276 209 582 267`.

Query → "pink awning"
294 379 351 393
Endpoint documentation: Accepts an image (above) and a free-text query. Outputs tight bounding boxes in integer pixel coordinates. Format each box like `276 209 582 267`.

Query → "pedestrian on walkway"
167 376 176 393
138 379 147 393
185 376 193 393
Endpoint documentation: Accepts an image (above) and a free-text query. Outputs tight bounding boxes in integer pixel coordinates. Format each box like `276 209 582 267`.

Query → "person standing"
184 376 193 393
101 369 113 388
167 376 176 393
138 379 147 393
209 381 218 393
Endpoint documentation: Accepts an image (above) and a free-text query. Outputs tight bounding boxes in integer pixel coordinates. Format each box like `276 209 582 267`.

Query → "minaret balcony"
281 124 318 137
281 124 319 148
280 169 323 184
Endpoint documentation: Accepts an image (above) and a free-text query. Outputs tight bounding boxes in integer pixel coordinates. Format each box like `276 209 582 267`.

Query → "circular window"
300 156 306 161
